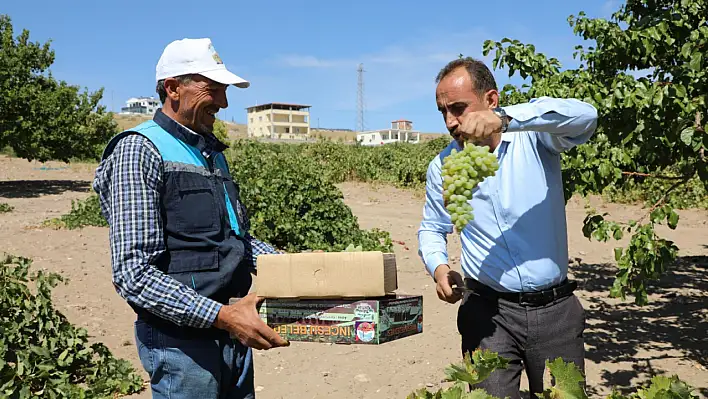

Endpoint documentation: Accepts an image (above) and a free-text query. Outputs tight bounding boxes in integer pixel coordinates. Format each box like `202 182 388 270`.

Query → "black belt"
464 278 577 306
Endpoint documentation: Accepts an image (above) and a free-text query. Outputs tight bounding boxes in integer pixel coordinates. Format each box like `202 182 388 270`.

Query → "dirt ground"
1 154 706 399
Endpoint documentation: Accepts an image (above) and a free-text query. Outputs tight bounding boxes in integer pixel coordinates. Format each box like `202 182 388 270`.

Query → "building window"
285 127 290 134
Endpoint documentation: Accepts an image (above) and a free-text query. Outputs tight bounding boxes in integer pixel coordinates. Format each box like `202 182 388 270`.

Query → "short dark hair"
155 74 193 104
435 57 498 95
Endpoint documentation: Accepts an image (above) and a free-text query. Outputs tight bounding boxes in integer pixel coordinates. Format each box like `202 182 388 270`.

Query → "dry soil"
0 155 706 399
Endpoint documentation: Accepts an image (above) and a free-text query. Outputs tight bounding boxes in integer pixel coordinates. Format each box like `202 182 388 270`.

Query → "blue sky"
4 0 621 133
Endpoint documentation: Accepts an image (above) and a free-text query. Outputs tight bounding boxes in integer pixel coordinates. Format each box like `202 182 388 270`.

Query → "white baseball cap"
155 38 250 88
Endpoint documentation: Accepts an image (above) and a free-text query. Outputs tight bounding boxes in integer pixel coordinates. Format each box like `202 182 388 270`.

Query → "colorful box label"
257 295 423 344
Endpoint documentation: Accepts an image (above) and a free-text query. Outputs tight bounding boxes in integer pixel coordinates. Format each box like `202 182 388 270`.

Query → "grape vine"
406 349 698 399
0 254 144 398
44 138 455 253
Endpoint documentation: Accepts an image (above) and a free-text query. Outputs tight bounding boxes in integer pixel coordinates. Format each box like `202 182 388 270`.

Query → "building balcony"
271 120 309 126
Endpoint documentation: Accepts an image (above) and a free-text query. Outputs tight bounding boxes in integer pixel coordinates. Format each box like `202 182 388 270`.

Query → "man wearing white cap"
93 38 288 399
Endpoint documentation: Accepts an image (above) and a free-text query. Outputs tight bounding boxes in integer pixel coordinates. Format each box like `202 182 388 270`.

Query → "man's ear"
163 77 181 102
484 89 500 109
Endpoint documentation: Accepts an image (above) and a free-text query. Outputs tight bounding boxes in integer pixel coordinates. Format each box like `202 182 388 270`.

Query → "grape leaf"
440 385 465 399
538 358 588 399
606 391 630 399
638 375 699 399
445 350 509 387
466 389 503 399
406 388 438 399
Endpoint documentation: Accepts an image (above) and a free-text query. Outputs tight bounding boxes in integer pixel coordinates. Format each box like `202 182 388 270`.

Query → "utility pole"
357 63 366 132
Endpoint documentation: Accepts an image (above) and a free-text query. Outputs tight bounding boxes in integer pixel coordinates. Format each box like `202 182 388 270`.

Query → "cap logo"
208 43 223 65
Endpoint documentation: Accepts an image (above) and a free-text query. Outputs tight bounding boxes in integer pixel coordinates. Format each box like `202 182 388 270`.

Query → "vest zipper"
204 151 225 229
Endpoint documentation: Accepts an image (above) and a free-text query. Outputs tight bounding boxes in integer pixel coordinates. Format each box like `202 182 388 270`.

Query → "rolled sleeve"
503 97 598 153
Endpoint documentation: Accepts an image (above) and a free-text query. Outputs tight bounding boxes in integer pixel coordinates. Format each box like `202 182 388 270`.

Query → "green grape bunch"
343 243 364 252
442 143 499 232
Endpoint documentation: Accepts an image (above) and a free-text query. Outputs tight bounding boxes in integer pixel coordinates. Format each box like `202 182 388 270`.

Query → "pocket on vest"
168 248 219 273
172 173 219 233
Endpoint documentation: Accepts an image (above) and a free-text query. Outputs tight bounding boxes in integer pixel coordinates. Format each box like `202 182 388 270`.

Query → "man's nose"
214 91 228 108
446 114 459 131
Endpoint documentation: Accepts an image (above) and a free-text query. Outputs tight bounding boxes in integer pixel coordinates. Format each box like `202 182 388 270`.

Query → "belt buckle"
519 292 534 306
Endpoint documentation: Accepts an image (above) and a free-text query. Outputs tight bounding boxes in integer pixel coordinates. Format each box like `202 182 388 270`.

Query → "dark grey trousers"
456 291 586 399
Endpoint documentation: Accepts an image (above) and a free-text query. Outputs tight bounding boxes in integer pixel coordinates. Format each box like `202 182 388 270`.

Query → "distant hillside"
114 113 248 141
113 114 446 143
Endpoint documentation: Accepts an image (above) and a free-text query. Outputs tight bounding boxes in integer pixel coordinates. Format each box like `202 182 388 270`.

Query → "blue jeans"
134 319 255 399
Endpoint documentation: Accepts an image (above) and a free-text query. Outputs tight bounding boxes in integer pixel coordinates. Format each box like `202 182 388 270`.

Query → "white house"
120 97 160 115
357 119 421 146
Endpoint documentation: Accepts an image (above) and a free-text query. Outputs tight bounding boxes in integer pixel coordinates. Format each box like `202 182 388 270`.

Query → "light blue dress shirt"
417 97 598 293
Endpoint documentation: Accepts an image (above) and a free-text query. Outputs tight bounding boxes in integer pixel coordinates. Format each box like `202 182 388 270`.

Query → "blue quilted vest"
102 111 252 334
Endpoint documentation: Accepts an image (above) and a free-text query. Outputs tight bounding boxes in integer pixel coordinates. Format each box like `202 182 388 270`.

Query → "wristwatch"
492 107 509 133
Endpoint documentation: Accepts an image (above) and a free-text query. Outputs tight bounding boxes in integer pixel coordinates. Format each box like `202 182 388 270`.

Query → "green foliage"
343 244 364 252
620 375 699 399
226 140 393 252
582 203 681 305
479 0 708 304
298 137 451 188
54 137 451 252
0 14 117 162
0 202 14 213
406 349 507 399
43 195 107 230
537 358 587 399
0 254 144 398
444 349 509 387
602 172 708 210
407 350 698 399
213 119 229 145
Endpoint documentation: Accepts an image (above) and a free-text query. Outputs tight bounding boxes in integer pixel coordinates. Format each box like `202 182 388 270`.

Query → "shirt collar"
152 108 228 154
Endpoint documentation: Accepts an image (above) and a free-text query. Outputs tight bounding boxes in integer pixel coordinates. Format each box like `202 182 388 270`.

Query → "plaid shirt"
93 126 281 329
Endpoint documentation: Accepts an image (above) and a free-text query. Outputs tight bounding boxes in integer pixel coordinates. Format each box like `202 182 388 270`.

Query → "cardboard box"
255 251 397 298
256 295 423 345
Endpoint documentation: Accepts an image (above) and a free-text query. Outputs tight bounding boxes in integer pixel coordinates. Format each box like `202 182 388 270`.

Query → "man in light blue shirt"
418 58 597 399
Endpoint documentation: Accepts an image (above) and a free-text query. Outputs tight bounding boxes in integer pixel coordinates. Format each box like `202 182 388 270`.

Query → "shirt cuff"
185 296 224 329
506 117 522 132
503 104 535 132
424 251 449 278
